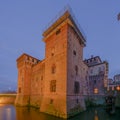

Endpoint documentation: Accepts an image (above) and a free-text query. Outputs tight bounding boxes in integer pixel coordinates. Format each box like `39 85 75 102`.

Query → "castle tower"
15 53 39 106
40 9 86 118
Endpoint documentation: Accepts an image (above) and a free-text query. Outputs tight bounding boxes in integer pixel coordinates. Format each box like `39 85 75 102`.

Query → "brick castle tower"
15 8 87 118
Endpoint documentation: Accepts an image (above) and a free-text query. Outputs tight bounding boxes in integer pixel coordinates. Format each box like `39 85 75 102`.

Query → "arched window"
51 64 56 74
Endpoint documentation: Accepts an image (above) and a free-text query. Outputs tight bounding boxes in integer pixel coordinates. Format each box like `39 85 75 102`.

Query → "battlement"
16 53 40 68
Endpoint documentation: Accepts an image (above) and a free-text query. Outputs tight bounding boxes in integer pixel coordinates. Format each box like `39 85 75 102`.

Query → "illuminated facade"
15 9 88 118
107 75 120 91
84 56 109 95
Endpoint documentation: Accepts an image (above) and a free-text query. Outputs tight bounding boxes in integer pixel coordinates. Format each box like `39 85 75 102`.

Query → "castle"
15 9 108 118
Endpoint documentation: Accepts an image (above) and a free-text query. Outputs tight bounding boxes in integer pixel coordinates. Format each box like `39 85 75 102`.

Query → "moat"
0 104 120 120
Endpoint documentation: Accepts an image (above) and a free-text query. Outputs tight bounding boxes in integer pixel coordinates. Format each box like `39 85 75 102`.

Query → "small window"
94 80 96 84
51 64 56 74
94 88 98 94
50 99 53 104
74 81 80 94
51 47 55 56
73 50 76 55
19 87 21 93
75 65 78 75
76 99 79 103
41 76 43 80
50 80 56 92
56 29 61 35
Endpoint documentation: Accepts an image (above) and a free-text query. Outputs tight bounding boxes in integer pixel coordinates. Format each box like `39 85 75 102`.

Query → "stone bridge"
0 94 16 104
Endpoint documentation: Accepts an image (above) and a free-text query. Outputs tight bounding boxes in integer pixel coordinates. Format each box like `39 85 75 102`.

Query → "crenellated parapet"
17 53 40 68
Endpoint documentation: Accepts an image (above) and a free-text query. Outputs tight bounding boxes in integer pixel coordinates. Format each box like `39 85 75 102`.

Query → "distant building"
15 9 88 118
107 75 120 92
84 56 109 95
107 78 115 91
108 78 114 84
114 74 120 84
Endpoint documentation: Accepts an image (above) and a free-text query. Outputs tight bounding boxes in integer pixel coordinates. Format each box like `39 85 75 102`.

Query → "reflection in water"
68 107 120 120
0 104 16 120
0 104 120 120
94 110 99 120
6 108 11 120
15 107 63 120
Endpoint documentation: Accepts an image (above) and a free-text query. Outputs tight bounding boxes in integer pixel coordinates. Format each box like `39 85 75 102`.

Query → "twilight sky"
0 0 120 91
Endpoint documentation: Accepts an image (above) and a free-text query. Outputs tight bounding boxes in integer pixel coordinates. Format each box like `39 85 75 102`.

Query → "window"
50 99 53 104
76 99 79 103
56 29 61 35
75 65 78 75
51 64 56 74
94 88 98 94
94 80 96 84
74 81 80 94
50 80 56 92
19 87 21 93
41 76 43 80
51 47 55 56
73 50 76 55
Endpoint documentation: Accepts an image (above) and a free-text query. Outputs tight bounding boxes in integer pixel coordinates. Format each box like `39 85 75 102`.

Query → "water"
0 104 120 120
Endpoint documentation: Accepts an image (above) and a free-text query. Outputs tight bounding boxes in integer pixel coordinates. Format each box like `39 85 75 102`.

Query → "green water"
0 104 120 120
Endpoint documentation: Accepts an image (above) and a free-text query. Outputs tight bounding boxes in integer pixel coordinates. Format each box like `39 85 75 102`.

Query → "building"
84 56 109 96
107 74 120 91
114 74 120 84
15 9 88 118
107 81 116 91
108 78 113 84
